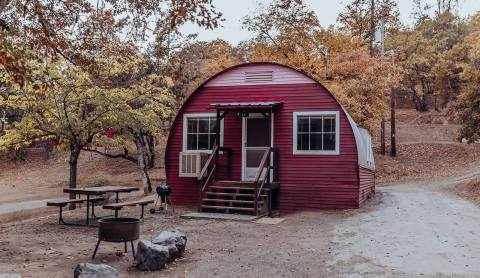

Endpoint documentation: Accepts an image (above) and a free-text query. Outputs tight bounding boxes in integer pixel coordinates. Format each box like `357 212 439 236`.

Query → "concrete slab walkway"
180 212 259 221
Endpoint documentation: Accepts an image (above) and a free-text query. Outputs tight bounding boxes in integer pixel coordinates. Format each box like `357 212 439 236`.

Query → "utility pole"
379 10 386 155
370 0 375 56
390 88 396 157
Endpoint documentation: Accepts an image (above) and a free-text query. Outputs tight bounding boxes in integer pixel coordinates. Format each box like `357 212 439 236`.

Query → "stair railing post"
215 109 221 180
253 183 258 216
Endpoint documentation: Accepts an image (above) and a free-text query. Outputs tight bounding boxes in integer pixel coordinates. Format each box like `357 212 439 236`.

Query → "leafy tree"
455 14 480 142
338 0 400 55
388 11 466 111
0 53 117 198
242 0 399 132
1 0 223 194
83 53 175 192
1 0 222 66
164 39 241 104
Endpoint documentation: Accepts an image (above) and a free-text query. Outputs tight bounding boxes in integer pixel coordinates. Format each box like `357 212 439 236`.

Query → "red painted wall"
165 82 361 211
359 167 375 206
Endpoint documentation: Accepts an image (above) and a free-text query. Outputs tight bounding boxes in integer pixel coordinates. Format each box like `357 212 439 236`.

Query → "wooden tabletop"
63 186 139 195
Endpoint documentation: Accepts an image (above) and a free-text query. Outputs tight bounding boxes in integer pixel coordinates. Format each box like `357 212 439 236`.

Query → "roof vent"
244 71 273 83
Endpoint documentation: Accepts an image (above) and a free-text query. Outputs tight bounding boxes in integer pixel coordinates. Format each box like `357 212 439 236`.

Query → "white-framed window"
292 111 340 155
182 113 224 153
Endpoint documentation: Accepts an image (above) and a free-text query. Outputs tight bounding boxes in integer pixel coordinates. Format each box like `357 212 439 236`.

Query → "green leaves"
0 45 175 153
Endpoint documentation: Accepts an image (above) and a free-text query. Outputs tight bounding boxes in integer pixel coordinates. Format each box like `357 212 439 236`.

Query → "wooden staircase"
201 181 271 216
197 146 279 217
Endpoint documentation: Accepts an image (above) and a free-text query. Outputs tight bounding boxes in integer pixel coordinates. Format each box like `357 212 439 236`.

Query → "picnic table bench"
103 199 154 220
49 186 140 226
47 196 105 225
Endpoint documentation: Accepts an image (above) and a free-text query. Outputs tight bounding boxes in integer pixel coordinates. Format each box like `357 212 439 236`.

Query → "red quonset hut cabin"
165 62 375 216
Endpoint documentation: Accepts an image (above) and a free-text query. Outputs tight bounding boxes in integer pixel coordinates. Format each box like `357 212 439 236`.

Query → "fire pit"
92 217 140 259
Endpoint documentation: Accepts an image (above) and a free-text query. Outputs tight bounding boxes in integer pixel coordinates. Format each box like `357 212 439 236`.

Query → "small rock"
73 263 119 278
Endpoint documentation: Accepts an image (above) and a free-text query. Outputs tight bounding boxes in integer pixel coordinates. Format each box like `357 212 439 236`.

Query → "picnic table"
63 186 139 226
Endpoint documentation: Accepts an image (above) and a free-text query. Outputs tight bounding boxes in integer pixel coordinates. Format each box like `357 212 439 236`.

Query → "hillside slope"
0 149 165 204
375 109 480 184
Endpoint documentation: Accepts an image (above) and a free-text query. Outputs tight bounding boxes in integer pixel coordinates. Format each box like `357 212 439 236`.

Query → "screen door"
243 116 271 180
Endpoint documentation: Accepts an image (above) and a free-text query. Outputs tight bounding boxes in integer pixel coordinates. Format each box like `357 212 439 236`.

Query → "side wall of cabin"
165 64 362 211
359 167 375 206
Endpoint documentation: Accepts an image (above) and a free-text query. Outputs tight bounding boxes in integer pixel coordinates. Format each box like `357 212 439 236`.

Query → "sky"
180 0 480 45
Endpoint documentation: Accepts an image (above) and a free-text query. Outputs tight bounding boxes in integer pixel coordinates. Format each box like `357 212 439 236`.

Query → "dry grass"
375 143 480 184
373 109 479 185
0 149 165 204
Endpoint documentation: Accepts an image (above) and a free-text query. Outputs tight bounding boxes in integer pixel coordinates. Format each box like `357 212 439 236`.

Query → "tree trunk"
135 136 152 193
68 146 81 209
145 132 155 169
412 87 428 112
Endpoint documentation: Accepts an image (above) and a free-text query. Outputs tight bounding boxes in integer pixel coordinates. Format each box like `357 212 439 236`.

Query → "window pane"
310 117 323 132
198 119 210 133
247 118 269 147
310 133 322 150
209 134 217 149
198 134 209 150
323 133 336 150
209 118 217 133
187 119 197 133
187 134 197 150
297 133 309 150
246 149 266 167
324 117 335 132
297 117 309 133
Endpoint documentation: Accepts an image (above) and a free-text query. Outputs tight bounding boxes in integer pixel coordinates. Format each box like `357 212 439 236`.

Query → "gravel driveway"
328 171 480 277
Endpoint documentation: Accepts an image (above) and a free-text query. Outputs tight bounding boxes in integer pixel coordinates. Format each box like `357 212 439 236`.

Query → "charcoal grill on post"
92 217 139 259
150 184 173 214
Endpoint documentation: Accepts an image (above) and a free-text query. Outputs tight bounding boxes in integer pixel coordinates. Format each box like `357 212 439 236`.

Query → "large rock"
152 230 187 258
73 263 119 278
135 240 171 271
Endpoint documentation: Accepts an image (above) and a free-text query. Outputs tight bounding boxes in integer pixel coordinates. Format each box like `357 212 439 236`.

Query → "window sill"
292 150 340 155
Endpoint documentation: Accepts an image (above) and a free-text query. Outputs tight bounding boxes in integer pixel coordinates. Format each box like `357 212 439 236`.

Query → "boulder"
73 263 119 278
135 240 170 271
152 230 187 257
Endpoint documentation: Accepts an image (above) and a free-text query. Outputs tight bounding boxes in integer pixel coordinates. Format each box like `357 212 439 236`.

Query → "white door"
242 115 272 181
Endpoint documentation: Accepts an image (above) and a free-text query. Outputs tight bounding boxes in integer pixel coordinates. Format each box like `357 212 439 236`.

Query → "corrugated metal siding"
166 82 362 211
359 166 375 206
204 64 316 87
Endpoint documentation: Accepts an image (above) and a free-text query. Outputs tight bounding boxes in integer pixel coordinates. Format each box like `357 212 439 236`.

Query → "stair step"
215 181 255 185
202 199 263 204
201 205 255 211
209 186 270 191
204 192 268 197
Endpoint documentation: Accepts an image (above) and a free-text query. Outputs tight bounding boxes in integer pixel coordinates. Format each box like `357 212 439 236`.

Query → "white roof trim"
342 108 375 170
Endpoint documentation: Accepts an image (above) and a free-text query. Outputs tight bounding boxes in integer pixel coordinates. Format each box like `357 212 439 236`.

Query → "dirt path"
328 169 480 277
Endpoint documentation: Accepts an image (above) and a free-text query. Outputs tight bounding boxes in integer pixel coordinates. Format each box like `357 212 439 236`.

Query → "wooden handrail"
198 145 219 181
253 147 279 214
202 164 216 192
253 148 271 184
